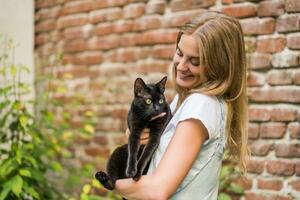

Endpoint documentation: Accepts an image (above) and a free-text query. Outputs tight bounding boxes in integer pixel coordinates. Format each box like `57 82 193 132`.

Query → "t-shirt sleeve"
176 93 220 141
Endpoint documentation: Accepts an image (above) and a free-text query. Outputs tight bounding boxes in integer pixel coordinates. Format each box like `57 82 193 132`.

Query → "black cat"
95 76 172 191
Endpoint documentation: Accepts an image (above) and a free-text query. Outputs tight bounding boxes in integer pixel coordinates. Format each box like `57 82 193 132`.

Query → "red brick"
247 159 264 174
113 20 133 33
221 3 257 19
93 22 114 36
192 0 216 8
288 122 300 139
245 192 293 200
267 70 293 86
120 33 139 46
123 3 145 19
287 33 300 50
288 179 300 191
35 33 49 45
266 160 295 176
35 19 56 33
57 14 88 29
85 52 103 65
93 135 109 145
294 69 300 85
248 123 260 139
138 29 178 45
240 18 275 36
87 35 120 50
63 39 86 53
232 177 252 190
247 71 265 86
89 8 122 24
258 0 284 17
270 107 298 121
36 6 61 20
257 179 283 191
296 162 300 175
257 36 286 53
276 14 300 33
93 0 128 9
260 122 286 139
249 140 273 156
63 26 90 40
151 45 175 59
133 15 163 31
165 10 204 28
222 0 232 4
133 60 171 74
248 106 271 122
247 53 272 69
272 50 300 68
249 87 300 103
286 0 300 13
62 0 93 15
106 48 138 62
146 0 166 14
170 0 193 12
36 0 60 9
275 143 300 158
84 146 110 157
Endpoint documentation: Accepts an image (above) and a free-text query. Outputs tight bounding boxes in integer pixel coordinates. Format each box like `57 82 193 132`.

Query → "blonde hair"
171 11 250 172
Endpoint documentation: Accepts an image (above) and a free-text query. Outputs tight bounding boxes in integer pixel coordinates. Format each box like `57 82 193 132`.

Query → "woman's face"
174 34 207 89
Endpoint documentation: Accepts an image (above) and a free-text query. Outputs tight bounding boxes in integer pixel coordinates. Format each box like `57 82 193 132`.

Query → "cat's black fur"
95 76 172 191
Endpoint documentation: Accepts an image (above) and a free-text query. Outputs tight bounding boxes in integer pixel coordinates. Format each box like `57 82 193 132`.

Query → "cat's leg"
95 171 115 190
133 136 160 181
126 127 143 177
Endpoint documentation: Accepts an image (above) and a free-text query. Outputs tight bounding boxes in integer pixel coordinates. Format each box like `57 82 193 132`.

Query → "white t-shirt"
147 93 227 200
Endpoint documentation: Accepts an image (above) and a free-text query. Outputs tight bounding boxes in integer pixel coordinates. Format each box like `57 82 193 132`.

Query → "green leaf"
88 195 103 200
19 169 31 177
83 184 91 194
51 161 62 172
23 185 39 199
80 193 89 200
228 183 244 195
19 115 28 128
11 175 23 197
10 65 17 76
218 192 231 200
0 187 10 200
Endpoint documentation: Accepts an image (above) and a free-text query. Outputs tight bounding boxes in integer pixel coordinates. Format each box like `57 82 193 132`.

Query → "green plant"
218 155 245 200
0 36 68 199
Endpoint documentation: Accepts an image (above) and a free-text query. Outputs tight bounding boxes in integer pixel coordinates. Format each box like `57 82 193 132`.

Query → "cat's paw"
133 171 142 181
126 166 137 178
95 171 114 190
95 171 108 183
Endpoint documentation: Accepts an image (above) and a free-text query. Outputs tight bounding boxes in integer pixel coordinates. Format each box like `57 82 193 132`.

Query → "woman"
115 11 250 200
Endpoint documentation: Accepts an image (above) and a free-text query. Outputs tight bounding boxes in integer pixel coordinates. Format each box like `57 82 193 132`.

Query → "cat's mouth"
150 112 166 121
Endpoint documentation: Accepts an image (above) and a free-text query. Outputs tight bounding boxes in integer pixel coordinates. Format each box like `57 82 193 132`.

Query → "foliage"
218 155 245 200
0 36 117 200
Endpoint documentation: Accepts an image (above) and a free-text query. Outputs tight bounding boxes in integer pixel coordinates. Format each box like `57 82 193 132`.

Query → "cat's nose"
154 104 160 111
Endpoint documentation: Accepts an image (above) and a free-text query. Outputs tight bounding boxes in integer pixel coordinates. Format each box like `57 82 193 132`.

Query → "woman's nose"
177 58 188 71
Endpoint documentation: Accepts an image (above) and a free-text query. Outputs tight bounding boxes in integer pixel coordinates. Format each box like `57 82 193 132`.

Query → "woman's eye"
146 99 152 104
159 99 164 104
176 49 183 57
190 58 200 66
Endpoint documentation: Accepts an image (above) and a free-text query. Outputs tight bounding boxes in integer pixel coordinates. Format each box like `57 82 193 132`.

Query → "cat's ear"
134 78 147 96
156 76 167 93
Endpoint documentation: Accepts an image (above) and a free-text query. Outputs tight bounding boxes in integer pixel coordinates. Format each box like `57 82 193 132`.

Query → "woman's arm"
115 118 209 200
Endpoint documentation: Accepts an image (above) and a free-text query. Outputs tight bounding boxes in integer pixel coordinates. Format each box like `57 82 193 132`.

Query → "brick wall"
34 0 300 199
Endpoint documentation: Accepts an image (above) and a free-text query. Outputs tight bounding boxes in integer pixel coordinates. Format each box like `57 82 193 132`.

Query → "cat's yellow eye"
159 99 164 104
146 99 152 104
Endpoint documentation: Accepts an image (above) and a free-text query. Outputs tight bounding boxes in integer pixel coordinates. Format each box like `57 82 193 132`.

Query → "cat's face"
133 77 168 117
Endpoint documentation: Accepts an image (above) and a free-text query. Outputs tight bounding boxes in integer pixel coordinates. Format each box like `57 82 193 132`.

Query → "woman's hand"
125 112 166 144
